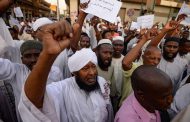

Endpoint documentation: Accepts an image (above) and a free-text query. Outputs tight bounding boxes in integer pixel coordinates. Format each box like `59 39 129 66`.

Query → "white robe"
157 56 187 94
111 56 124 97
0 58 63 122
18 76 112 122
53 49 73 79
0 18 13 59
169 83 190 119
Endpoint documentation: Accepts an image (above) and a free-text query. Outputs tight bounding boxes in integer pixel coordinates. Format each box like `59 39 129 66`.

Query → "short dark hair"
81 32 90 40
81 32 88 37
101 30 111 39
164 37 180 45
20 40 42 55
179 38 190 46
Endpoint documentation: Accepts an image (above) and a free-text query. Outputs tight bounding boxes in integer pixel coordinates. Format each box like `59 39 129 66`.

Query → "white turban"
98 39 112 46
112 36 124 42
32 17 53 31
68 48 97 73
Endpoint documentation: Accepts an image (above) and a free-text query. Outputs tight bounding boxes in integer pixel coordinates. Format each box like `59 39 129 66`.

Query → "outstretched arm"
148 20 182 47
24 20 72 108
70 3 88 52
122 29 152 71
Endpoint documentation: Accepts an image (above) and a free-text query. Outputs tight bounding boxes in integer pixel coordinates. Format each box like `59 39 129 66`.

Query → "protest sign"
137 15 154 29
178 2 190 15
86 14 94 21
14 7 24 18
80 0 90 3
130 21 140 30
83 0 122 23
116 16 121 23
177 2 190 25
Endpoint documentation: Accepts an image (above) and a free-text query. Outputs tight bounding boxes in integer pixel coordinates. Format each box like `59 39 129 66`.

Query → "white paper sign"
83 0 122 23
137 15 154 29
86 14 94 21
130 21 140 30
178 2 190 15
181 17 190 25
80 0 90 3
115 16 121 23
177 2 190 25
14 7 24 18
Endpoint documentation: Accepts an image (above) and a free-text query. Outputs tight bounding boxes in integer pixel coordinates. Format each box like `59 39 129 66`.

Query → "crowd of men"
1 0 190 122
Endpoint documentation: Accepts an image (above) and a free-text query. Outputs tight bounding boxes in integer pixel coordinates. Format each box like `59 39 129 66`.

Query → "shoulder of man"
97 76 110 103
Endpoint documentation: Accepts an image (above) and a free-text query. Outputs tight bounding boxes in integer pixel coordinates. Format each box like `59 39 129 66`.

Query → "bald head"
131 65 172 92
142 46 161 66
131 65 173 111
144 46 160 56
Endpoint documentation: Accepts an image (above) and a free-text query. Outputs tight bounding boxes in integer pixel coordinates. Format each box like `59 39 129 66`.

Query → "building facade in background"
67 0 188 24
120 0 189 24
6 0 51 19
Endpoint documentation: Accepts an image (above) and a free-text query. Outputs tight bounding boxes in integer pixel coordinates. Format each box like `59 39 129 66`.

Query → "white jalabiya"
157 56 187 94
18 76 112 122
2 40 24 63
0 18 13 58
53 49 73 79
111 55 124 97
169 83 190 119
0 18 13 47
0 58 63 122
89 26 98 49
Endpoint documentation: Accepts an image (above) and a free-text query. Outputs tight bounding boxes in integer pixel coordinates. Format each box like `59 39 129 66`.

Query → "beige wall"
70 0 78 24
120 2 178 24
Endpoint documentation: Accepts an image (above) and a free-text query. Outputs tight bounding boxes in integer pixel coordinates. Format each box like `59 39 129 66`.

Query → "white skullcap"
112 36 124 42
68 48 97 73
32 17 53 31
98 39 112 46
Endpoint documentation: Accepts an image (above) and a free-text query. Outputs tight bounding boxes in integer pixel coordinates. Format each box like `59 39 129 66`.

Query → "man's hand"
139 28 147 36
142 28 156 41
36 20 72 55
91 16 100 27
79 1 90 19
164 19 183 32
177 14 187 21
171 26 182 37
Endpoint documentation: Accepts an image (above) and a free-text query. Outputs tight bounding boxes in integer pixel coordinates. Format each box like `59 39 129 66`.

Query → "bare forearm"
24 51 57 108
70 12 87 52
148 28 168 47
122 39 147 70
125 34 135 43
